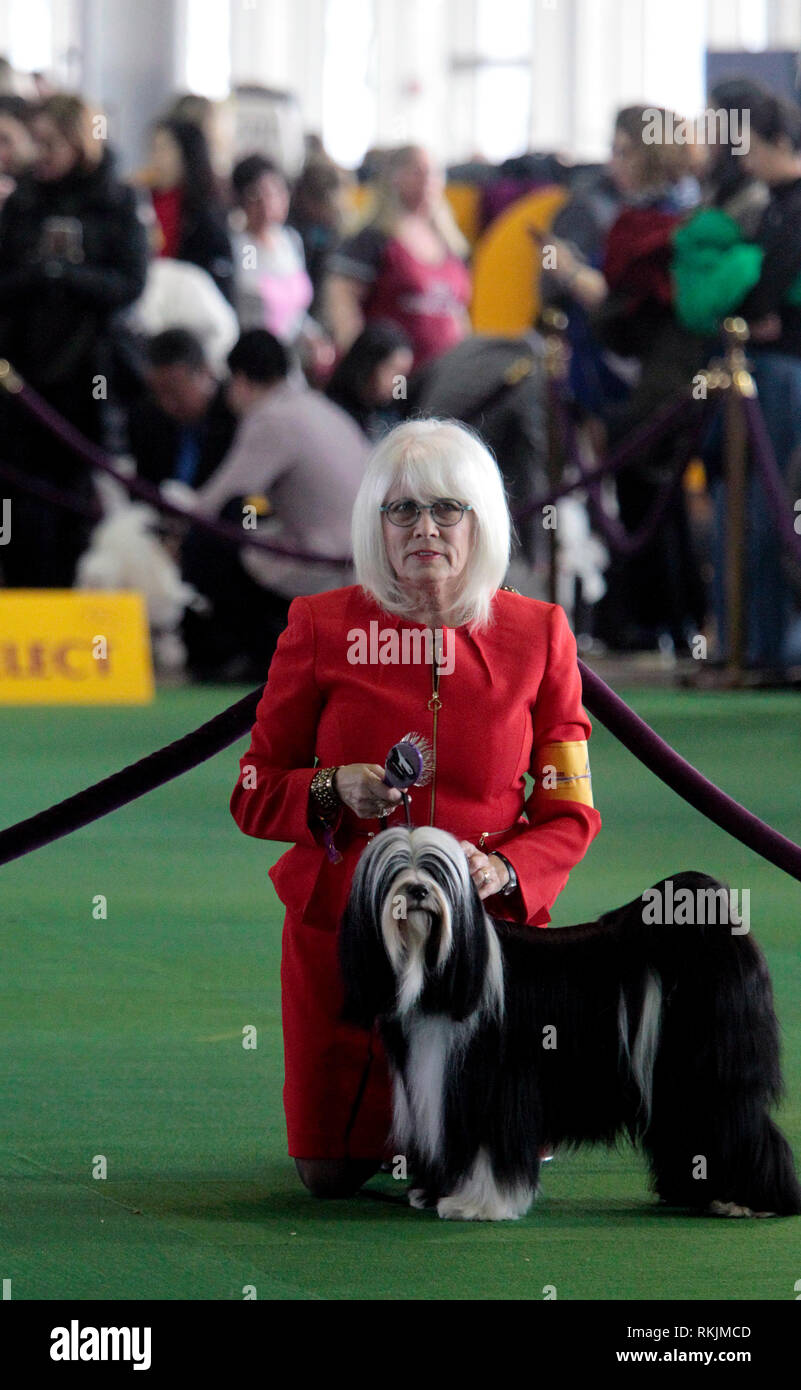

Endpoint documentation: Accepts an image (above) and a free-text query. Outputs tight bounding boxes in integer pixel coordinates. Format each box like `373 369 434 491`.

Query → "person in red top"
325 146 471 369
145 118 234 304
229 418 602 1198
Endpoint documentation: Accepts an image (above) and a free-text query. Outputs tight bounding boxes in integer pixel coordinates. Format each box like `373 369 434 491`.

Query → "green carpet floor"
1 685 799 1300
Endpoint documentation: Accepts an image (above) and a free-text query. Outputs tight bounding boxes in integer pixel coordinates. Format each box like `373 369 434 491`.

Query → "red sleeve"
229 596 332 847
492 603 601 926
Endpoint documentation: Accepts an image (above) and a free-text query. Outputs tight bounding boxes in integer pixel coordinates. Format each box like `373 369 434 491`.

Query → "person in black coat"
0 93 148 586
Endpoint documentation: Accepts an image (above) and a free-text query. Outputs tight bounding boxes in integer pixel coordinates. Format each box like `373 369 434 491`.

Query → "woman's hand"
459 841 510 900
334 764 404 820
539 234 581 284
536 232 607 309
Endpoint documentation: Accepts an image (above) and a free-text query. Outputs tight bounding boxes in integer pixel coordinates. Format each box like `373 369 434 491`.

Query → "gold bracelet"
310 766 341 823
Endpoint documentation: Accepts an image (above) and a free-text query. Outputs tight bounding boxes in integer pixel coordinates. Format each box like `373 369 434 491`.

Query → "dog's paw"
436 1192 528 1221
408 1188 432 1210
706 1199 777 1219
436 1197 500 1221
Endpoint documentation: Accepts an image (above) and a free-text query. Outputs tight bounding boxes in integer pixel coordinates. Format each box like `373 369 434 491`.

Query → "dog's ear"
338 858 397 1030
423 879 490 1022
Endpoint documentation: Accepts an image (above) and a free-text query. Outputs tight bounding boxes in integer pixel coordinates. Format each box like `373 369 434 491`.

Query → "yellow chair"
444 183 482 250
470 186 569 335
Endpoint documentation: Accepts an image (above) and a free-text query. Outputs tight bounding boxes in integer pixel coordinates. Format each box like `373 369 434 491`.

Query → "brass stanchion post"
721 317 755 685
541 309 570 606
0 359 24 394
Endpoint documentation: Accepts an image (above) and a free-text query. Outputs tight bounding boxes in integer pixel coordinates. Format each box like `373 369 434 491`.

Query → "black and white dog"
340 826 801 1221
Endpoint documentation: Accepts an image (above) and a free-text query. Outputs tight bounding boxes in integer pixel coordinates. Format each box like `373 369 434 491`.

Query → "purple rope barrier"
2 373 353 567
586 458 687 557
2 356 697 537
579 661 801 881
742 394 801 569
553 390 715 558
1 665 800 884
0 458 102 521
513 390 694 522
2 379 699 558
0 687 262 868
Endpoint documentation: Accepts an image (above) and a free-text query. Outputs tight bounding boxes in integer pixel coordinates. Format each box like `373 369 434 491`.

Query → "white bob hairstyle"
351 418 512 630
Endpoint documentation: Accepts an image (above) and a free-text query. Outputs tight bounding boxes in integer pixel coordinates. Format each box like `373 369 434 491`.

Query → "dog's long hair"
340 827 801 1221
340 826 499 1026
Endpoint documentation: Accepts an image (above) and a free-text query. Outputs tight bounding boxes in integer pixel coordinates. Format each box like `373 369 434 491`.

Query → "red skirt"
280 908 395 1159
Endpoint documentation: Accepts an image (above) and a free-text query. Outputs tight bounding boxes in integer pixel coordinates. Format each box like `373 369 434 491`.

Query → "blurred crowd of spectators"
1 55 800 682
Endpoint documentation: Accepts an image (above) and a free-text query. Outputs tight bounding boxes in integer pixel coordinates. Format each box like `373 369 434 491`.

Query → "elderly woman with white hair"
230 418 601 1196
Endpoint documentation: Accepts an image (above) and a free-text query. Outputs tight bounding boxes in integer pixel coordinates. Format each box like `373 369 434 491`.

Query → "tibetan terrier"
340 826 801 1221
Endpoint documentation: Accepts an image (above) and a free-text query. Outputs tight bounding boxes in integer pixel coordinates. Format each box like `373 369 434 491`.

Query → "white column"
445 0 477 162
229 0 293 87
396 0 450 162
614 0 647 107
549 0 707 161
77 0 182 173
641 0 707 120
316 0 375 165
531 0 578 155
708 0 769 49
181 0 231 99
5 0 54 76
767 0 801 46
288 0 325 133
0 7 11 58
50 0 82 88
573 0 615 159
374 0 405 146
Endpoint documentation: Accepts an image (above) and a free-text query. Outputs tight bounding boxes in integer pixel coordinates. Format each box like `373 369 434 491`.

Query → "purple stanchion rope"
585 456 688 557
3 374 353 567
3 357 694 534
0 458 102 521
513 390 693 522
579 662 801 881
552 388 716 558
0 686 262 868
1 667 800 883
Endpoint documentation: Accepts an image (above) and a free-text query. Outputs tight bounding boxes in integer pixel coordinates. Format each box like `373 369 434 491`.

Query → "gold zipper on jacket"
427 654 441 824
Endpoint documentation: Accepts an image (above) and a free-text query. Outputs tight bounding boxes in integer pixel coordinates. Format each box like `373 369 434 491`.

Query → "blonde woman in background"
325 145 471 369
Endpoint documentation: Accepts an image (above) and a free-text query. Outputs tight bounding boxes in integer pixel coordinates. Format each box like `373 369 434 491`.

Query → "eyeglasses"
380 498 472 528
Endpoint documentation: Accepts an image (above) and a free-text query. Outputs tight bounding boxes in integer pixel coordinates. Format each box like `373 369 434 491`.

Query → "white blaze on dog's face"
374 827 470 1014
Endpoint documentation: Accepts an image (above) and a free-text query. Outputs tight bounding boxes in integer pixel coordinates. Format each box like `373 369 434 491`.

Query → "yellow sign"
0 591 154 704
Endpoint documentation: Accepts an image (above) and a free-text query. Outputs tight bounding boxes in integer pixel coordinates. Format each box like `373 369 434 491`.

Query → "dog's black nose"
406 883 428 903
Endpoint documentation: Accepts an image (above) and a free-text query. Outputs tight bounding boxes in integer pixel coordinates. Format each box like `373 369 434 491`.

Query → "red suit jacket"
230 584 601 1158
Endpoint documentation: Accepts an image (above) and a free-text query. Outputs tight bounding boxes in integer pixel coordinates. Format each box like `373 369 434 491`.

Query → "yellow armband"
532 740 594 807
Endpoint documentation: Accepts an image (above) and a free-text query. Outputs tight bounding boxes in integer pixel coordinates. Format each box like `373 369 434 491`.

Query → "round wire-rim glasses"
380 498 473 528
